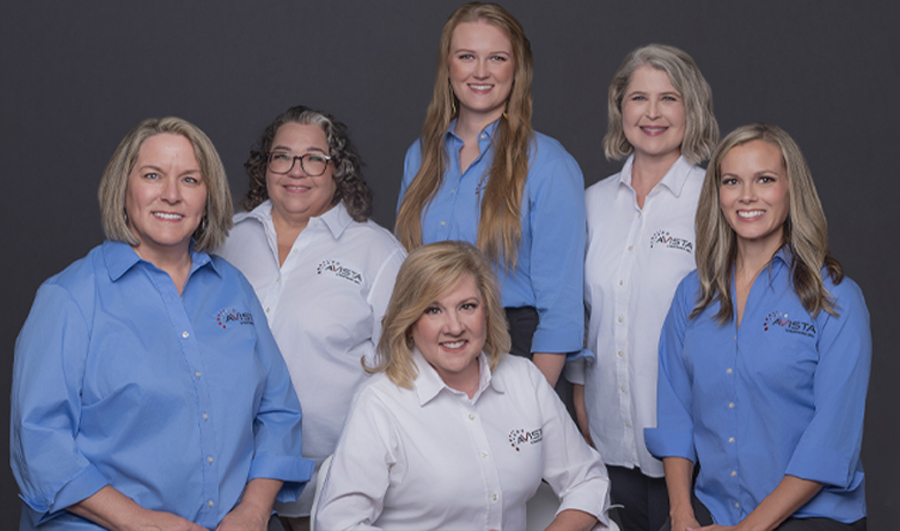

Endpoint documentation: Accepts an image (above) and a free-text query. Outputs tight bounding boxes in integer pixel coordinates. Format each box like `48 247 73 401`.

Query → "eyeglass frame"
266 151 333 176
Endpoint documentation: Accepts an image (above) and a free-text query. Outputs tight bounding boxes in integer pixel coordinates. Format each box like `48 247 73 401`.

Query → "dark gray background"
2 1 896 527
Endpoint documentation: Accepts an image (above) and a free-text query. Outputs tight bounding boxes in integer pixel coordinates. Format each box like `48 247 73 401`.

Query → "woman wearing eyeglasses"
217 105 406 531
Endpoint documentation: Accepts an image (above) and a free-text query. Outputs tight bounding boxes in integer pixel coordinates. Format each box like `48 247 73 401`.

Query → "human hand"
126 509 207 531
214 502 269 531
670 513 701 531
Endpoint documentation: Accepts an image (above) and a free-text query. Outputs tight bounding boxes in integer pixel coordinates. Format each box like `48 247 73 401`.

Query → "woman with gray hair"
316 241 611 531
11 117 312 530
567 43 718 531
217 105 405 530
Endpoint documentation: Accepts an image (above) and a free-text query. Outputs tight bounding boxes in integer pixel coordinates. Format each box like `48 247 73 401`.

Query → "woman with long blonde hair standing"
396 2 587 385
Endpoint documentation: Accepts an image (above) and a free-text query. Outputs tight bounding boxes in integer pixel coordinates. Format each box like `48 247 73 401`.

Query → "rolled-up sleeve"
245 286 314 502
644 278 696 462
529 362 610 525
784 279 871 488
11 283 109 523
528 150 586 355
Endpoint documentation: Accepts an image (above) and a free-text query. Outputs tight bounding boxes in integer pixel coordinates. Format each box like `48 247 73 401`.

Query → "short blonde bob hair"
98 117 233 252
603 44 718 164
367 240 511 389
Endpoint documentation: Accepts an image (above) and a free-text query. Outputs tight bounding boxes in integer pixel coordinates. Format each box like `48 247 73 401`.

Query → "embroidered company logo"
649 230 693 254
317 259 363 285
762 311 816 338
508 428 543 452
215 308 254 329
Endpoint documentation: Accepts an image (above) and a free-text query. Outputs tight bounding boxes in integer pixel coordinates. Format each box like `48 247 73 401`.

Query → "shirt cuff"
249 454 315 503
563 356 587 385
30 464 108 525
644 427 696 463
531 325 584 355
556 477 612 528
785 445 856 489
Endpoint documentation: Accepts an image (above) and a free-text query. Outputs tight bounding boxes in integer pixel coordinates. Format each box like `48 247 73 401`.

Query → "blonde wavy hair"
366 241 511 389
693 123 843 323
395 2 534 268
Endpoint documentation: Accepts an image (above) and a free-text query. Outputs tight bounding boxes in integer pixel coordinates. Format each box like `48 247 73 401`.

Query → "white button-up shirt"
317 352 611 530
567 155 703 477
217 201 406 515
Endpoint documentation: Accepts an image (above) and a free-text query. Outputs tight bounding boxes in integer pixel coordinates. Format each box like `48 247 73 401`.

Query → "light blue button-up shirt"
11 240 313 530
645 249 870 525
400 121 587 356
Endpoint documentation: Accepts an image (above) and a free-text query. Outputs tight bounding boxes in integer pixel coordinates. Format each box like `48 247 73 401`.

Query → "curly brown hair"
242 106 372 221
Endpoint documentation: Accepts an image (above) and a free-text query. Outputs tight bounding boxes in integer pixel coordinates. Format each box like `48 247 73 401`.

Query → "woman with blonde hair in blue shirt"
395 2 587 385
11 117 312 530
646 124 869 531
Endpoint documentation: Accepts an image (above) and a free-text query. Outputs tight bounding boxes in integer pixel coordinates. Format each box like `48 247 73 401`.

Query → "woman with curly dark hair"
217 105 406 530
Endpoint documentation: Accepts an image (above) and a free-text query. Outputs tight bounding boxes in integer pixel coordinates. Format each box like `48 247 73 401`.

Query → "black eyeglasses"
267 151 332 176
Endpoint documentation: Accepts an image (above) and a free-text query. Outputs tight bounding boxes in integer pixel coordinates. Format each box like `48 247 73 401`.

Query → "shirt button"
481 452 488 459
618 279 624 286
731 470 737 477
617 351 624 358
265 307 271 313
292 249 298 253
637 212 642 218
195 371 202 378
276 277 281 282
182 331 189 338
728 402 735 409
440 220 446 226
617 316 624 323
726 368 733 375
203 413 209 420
451 189 456 194
481 133 487 140
624 421 631 427
620 386 626 393
734 502 740 509
468 413 476 420
313 220 319 226
208 500 215 507
728 436 735 444
491 493 498 501
627 245 634 251
208 456 214 463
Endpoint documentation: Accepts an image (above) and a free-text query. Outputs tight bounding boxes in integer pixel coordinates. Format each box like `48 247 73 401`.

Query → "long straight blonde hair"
395 2 534 268
692 124 843 323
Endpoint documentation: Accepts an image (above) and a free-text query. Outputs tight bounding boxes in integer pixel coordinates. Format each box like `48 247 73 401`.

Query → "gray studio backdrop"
2 0 897 527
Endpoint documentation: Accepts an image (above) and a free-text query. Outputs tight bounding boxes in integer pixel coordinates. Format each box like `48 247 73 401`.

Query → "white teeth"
442 340 466 349
153 212 183 220
470 84 492 90
737 210 764 218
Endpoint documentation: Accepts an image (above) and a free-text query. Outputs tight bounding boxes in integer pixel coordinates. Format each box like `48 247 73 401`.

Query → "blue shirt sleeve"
644 275 697 462
525 142 587 354
11 282 110 523
784 278 871 488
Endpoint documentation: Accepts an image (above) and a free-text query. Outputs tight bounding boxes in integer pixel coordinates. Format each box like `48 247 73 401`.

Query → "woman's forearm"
69 485 204 531
734 475 822 531
572 383 593 446
662 457 699 531
532 352 565 386
545 508 599 531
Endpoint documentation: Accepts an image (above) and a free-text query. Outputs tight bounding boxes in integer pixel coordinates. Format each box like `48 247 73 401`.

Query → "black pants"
606 465 669 531
505 306 575 417
658 495 867 531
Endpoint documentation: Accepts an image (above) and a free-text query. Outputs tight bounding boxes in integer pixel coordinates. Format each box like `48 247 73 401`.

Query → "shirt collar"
102 239 217 282
237 199 352 240
412 349 502 406
619 154 695 197
446 118 500 145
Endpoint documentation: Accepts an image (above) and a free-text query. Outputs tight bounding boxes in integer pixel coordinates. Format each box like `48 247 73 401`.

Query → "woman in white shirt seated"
217 106 406 530
315 240 611 531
